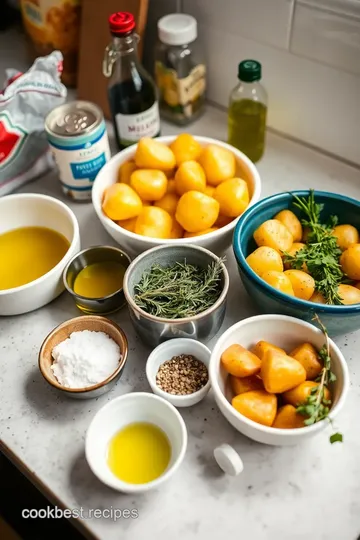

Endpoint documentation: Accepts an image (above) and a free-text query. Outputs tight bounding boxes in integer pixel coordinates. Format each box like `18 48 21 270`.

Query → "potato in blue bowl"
233 190 360 336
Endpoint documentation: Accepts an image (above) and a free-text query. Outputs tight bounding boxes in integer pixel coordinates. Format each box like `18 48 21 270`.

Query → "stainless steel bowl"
123 245 229 347
63 246 131 314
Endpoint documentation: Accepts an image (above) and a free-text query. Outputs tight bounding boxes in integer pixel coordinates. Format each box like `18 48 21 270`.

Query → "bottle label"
115 102 160 146
156 63 206 120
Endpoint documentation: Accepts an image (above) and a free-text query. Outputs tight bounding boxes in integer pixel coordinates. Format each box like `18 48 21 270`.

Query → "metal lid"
214 444 244 476
45 101 103 137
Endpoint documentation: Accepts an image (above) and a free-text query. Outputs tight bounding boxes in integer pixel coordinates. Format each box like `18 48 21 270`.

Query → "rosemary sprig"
283 190 344 304
134 258 224 319
296 314 343 443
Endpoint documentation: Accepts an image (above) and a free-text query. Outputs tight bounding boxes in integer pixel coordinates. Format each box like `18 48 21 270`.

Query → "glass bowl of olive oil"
63 245 131 314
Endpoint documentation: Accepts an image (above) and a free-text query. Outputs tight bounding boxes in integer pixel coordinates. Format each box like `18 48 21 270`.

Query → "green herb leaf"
330 432 343 444
283 190 345 304
134 258 224 319
296 315 343 444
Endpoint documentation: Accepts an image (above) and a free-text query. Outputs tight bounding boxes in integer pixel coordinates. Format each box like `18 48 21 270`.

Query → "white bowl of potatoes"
209 314 349 446
92 135 261 256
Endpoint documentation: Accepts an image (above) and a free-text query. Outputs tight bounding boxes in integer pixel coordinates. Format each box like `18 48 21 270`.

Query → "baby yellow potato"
198 144 236 186
204 185 215 198
274 210 302 242
175 191 219 233
283 242 308 272
169 133 202 165
309 291 326 304
135 137 176 170
246 247 283 276
117 160 136 184
254 219 293 253
332 224 360 251
169 218 184 239
130 169 168 201
337 284 360 305
261 271 295 296
340 244 360 280
284 270 315 301
134 206 172 239
175 160 206 196
213 177 249 218
154 192 179 215
166 179 176 193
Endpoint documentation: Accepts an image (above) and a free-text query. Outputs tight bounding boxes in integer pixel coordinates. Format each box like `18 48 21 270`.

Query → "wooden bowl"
39 315 128 399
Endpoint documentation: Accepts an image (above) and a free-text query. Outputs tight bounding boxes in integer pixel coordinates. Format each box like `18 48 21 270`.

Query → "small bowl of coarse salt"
39 315 128 399
146 338 211 407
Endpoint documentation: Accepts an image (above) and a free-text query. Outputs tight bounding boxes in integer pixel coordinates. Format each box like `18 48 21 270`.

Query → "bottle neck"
103 33 140 78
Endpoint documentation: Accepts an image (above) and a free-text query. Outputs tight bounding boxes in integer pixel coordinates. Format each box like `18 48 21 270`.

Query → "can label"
115 102 160 147
47 121 110 200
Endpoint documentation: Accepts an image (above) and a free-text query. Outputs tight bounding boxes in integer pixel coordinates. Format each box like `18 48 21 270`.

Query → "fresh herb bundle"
134 258 224 319
296 315 343 444
284 190 344 304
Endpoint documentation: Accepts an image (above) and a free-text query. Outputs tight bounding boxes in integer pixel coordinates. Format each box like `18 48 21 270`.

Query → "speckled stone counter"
1 107 360 540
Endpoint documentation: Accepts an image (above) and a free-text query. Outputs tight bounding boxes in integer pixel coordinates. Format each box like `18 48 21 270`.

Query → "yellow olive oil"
228 99 267 163
107 422 171 484
0 226 69 290
228 60 268 163
73 261 126 298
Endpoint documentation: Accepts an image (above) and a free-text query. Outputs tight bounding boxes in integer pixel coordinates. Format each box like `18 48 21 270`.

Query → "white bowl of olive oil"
0 193 80 316
85 392 187 493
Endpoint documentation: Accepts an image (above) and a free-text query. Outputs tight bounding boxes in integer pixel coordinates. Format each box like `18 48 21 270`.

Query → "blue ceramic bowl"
233 190 360 336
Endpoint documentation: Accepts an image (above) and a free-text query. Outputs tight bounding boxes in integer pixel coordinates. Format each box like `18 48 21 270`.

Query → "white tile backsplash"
197 22 360 164
291 3 360 75
183 0 295 50
299 0 360 18
142 0 360 164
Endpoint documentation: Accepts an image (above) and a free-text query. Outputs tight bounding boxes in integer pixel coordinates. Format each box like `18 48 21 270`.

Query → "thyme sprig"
134 258 224 319
283 190 344 304
296 314 343 443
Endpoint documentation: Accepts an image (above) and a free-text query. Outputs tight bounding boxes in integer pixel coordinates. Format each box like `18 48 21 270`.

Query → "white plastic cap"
158 14 197 46
214 444 244 476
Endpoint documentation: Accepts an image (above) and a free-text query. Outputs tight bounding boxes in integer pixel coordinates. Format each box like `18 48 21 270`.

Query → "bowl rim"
123 244 230 324
38 315 128 393
85 391 188 492
0 193 80 296
91 135 262 245
234 189 360 313
209 314 350 437
146 338 211 404
63 245 132 302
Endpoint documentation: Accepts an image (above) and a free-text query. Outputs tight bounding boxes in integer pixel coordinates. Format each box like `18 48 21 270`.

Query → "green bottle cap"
238 60 262 82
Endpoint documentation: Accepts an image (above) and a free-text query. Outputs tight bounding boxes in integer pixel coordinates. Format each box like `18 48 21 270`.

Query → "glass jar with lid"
155 14 206 125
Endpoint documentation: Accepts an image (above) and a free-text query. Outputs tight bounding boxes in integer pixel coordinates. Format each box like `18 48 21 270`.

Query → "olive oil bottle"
228 60 267 163
103 12 160 150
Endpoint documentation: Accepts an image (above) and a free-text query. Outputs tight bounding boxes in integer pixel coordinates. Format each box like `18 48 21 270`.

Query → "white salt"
51 330 121 389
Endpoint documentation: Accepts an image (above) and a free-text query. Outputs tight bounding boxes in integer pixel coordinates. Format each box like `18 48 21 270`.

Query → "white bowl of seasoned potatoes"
209 314 349 446
92 135 261 256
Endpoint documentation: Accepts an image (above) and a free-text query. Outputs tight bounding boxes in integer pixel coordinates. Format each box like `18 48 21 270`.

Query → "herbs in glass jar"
134 258 224 319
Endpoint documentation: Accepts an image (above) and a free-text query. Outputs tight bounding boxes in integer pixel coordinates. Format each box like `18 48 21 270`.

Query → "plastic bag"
0 51 67 196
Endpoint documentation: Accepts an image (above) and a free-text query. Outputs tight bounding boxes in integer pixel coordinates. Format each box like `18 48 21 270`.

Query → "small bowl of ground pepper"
146 338 211 407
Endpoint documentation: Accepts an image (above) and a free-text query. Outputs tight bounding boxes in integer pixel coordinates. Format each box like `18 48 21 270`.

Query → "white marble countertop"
1 106 360 540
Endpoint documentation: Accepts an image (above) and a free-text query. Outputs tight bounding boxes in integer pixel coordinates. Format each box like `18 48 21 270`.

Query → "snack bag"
0 51 67 196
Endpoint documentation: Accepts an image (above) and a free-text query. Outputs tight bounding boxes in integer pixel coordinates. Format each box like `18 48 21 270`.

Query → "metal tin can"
45 101 111 201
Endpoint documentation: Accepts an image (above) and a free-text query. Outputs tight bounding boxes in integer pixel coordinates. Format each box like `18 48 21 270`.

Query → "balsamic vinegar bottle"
103 11 161 150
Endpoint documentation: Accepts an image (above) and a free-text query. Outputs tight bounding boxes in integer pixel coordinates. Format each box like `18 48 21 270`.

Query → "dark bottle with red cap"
103 12 160 150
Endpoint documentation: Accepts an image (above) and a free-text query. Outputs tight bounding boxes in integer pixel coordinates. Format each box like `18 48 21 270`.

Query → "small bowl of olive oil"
85 392 187 493
63 245 131 314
